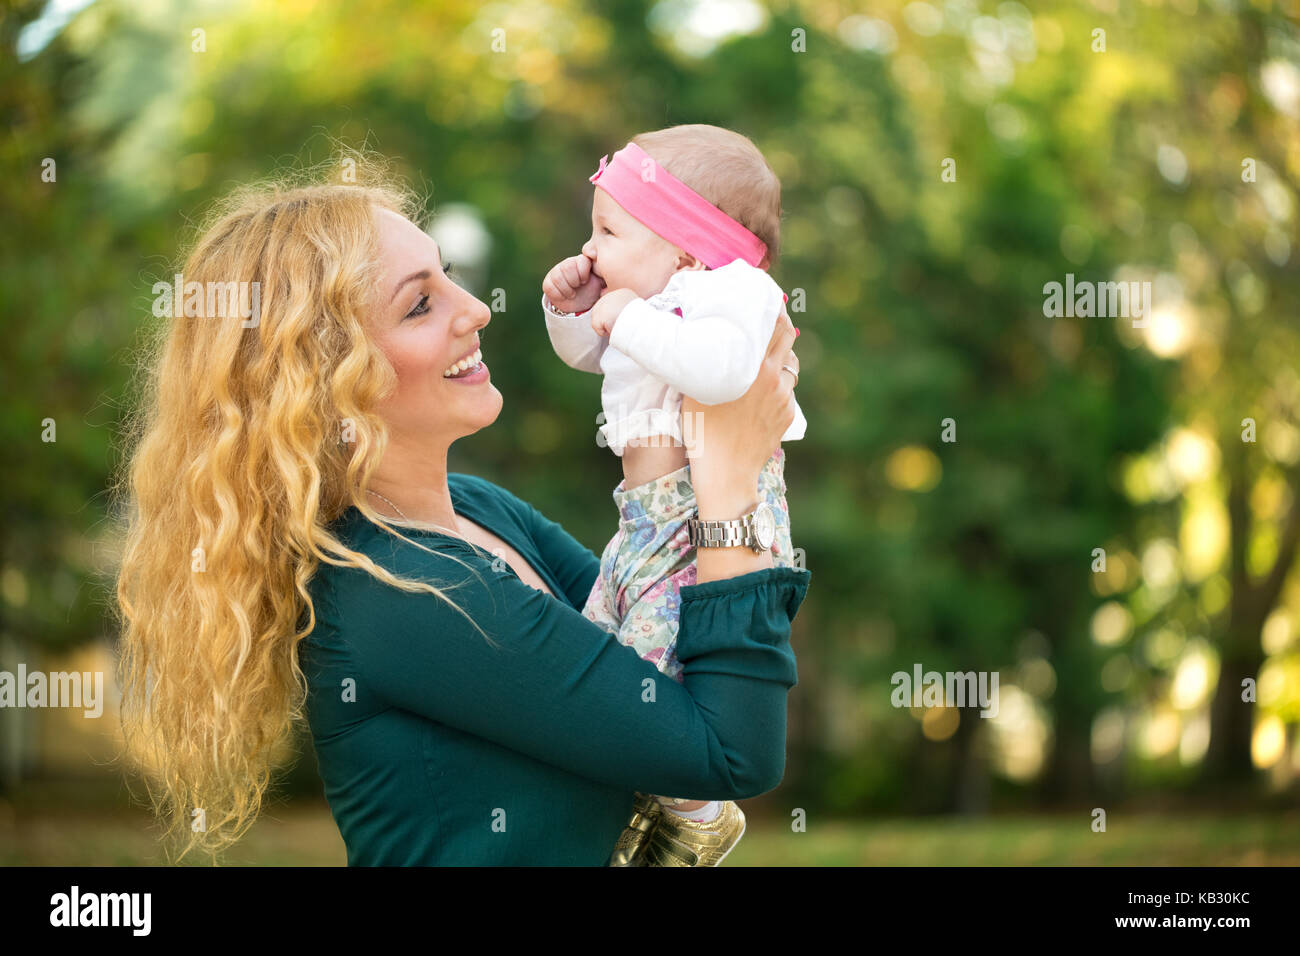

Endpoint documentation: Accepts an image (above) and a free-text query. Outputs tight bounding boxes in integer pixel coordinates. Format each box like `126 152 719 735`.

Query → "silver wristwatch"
689 502 776 554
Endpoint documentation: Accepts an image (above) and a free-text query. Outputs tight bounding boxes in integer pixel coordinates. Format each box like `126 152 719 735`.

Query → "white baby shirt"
543 258 808 456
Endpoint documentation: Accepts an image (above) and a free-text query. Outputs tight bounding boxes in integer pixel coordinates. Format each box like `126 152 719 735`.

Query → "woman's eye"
442 260 456 277
406 294 430 319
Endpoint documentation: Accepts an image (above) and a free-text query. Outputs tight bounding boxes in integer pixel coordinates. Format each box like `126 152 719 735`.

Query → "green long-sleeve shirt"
301 472 811 865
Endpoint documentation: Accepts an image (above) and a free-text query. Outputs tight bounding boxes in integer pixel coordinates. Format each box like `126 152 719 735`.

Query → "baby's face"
581 187 691 301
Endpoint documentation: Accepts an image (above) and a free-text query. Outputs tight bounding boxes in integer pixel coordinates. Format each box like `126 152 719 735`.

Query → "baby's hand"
543 253 605 315
590 289 639 336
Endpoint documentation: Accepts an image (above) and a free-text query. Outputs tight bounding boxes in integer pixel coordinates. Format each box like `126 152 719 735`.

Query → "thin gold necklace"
365 489 469 544
366 489 409 521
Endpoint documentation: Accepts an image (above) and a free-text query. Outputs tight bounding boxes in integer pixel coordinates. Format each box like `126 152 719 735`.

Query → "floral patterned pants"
581 447 796 683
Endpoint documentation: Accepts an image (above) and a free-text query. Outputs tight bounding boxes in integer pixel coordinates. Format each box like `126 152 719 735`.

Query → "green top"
301 472 811 865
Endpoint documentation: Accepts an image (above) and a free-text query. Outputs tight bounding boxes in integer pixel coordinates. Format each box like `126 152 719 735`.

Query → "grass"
3 778 1297 865
723 810 1300 866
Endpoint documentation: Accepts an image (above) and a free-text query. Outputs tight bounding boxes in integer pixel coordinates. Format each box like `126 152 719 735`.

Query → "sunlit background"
2 0 1298 863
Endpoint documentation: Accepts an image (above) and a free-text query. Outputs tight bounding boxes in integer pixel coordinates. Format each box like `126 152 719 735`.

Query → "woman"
113 159 809 865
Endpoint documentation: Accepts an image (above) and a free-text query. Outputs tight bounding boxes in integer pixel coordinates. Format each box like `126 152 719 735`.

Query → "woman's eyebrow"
390 269 431 304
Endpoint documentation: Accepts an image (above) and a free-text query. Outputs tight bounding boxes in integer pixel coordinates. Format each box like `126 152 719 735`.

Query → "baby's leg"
610 511 693 682
606 466 729 814
594 456 798 815
599 447 796 643
614 542 715 812
581 465 702 809
760 447 798 570
580 523 626 638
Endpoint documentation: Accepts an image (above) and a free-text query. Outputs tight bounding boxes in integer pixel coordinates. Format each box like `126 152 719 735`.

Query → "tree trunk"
1203 623 1262 786
1202 445 1299 789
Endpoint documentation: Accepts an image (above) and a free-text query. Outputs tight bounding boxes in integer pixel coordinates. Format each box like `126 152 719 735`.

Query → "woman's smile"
443 344 485 379
445 357 489 384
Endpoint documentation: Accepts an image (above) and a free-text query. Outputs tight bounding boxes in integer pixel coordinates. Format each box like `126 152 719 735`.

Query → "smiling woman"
112 151 810 866
361 205 502 500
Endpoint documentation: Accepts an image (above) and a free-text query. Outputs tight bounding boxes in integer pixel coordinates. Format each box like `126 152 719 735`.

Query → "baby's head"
583 124 781 301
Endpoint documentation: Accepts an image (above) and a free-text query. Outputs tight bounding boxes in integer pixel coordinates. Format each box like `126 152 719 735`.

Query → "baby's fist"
543 253 604 314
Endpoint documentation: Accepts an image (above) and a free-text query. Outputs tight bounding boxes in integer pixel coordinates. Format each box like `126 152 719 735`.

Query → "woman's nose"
451 284 491 331
462 299 490 332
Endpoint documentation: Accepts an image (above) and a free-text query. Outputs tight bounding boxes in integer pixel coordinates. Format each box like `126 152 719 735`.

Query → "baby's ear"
676 251 707 272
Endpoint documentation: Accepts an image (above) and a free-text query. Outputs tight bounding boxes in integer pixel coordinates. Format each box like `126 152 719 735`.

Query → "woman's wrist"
691 478 773 583
695 541 774 583
692 470 762 522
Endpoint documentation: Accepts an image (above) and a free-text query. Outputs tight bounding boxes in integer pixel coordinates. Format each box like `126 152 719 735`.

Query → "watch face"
753 503 776 550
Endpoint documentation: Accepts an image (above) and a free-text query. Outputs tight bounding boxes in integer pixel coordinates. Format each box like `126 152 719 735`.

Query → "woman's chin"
473 386 504 425
438 384 503 437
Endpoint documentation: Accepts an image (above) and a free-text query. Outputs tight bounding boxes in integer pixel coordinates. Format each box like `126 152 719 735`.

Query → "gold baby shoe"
642 800 746 867
607 791 663 867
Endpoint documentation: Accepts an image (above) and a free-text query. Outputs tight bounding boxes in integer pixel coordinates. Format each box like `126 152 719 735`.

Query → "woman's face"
369 207 501 446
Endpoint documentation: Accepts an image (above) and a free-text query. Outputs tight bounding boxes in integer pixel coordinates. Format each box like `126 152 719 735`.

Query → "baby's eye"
601 226 613 236
406 294 430 318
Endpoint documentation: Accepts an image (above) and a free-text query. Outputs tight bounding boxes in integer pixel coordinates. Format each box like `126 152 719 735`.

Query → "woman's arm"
686 305 800 584
323 538 810 800
517 495 602 610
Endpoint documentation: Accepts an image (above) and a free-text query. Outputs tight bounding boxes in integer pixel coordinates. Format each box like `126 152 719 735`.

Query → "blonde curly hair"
112 153 494 863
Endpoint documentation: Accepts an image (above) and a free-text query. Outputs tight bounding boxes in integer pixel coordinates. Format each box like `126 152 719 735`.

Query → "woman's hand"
682 307 799 523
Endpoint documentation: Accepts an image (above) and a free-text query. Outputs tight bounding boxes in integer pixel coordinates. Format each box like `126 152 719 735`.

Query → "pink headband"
589 142 768 270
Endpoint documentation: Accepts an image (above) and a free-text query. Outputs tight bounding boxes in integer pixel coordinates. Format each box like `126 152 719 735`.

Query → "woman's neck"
365 438 459 530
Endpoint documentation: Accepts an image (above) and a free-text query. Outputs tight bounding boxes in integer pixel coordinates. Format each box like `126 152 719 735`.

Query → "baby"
541 124 806 866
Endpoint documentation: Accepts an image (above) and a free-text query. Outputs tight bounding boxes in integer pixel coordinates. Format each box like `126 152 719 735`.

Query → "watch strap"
690 514 753 548
690 506 771 553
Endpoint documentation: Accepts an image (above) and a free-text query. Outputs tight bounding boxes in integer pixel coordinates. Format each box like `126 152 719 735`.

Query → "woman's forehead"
376 207 439 263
